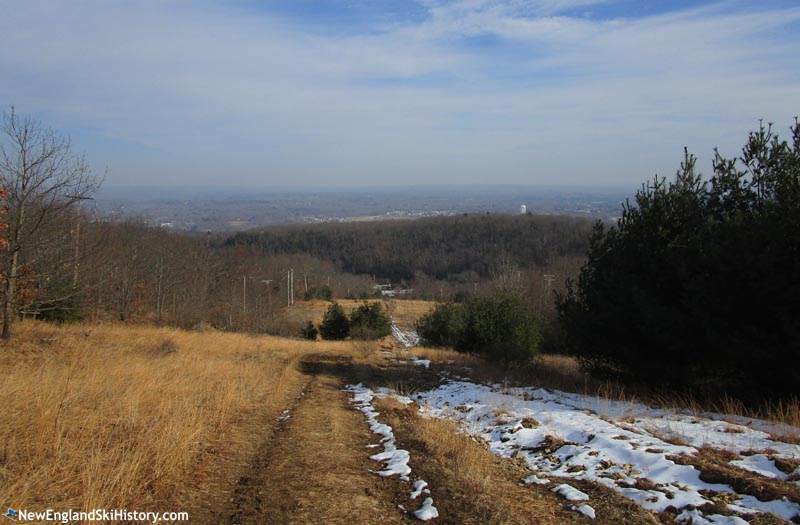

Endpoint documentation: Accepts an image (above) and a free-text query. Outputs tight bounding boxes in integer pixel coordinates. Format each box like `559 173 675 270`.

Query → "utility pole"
543 274 556 296
542 274 556 310
287 269 294 306
262 279 272 312
243 276 247 315
67 195 94 289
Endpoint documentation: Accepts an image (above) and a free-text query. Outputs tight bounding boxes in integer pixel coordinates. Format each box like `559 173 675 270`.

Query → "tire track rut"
224 354 407 525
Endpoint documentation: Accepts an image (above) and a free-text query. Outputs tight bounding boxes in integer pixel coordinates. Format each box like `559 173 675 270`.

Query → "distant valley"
93 184 631 232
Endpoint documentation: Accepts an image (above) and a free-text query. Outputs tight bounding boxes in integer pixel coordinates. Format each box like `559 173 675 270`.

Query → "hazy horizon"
2 0 799 189
96 181 635 193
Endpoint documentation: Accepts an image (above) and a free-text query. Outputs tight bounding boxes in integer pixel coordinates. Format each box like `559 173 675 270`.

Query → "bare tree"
491 252 522 293
0 107 100 339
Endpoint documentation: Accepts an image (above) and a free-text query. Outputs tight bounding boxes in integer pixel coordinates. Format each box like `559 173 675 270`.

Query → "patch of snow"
498 385 800 459
552 483 590 502
676 509 748 525
410 379 800 524
731 495 800 522
572 504 595 519
524 474 550 485
730 454 785 479
410 479 428 499
410 357 431 369
371 447 412 478
414 497 439 521
376 387 414 404
344 384 411 478
346 384 442 521
392 322 420 348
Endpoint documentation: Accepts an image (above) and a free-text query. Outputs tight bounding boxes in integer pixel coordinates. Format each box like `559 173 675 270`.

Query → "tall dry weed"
0 321 311 519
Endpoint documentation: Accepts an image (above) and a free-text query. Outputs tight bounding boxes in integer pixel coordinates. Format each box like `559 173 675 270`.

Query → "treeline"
413 119 800 403
7 215 375 335
224 214 594 282
0 108 593 339
0 108 378 339
85 221 377 332
558 120 800 400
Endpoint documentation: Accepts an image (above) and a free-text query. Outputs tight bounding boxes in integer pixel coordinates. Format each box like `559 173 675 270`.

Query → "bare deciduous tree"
0 107 100 339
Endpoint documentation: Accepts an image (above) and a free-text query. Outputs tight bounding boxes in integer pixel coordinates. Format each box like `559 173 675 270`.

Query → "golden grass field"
0 305 446 523
285 298 434 328
0 321 356 520
3 303 798 524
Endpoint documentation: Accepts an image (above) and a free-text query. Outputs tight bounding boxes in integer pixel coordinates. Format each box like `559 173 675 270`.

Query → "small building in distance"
520 204 527 214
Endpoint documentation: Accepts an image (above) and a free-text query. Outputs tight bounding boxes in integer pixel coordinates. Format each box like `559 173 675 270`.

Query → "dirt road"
213 353 662 525
223 355 407 525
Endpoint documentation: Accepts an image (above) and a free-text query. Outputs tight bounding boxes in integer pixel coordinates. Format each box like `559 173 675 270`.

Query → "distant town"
94 185 630 232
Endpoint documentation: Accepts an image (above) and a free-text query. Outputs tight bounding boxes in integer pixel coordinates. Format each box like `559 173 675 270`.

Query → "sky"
0 0 798 189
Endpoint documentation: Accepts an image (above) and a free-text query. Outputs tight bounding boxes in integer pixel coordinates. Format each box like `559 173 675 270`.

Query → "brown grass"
412 345 800 433
374 397 582 525
376 396 663 525
350 338 379 358
384 299 435 328
0 320 330 520
712 396 800 444
285 298 406 324
669 447 800 505
287 298 435 330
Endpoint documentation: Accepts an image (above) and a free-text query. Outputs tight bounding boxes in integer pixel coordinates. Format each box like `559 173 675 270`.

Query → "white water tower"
520 204 527 214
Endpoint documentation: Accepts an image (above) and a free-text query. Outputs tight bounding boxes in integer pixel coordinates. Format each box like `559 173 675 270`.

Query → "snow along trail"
344 384 440 521
391 321 420 348
408 378 800 524
389 323 430 368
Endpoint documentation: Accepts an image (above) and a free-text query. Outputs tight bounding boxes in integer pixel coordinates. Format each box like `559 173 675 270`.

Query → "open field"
0 322 320 521
2 319 799 524
284 298 434 329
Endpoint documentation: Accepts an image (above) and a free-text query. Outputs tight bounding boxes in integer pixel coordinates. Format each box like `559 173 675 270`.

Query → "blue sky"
0 0 798 188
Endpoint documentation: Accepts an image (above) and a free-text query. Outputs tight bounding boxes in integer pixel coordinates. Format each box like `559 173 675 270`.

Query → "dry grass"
377 396 662 525
350 338 379 359
287 298 434 328
412 346 800 434
412 410 496 489
375 397 579 525
284 299 381 325
384 299 435 328
669 447 800 505
0 320 329 519
711 395 800 444
411 346 593 393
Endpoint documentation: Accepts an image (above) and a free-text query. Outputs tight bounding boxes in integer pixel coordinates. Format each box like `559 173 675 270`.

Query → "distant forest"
225 214 594 282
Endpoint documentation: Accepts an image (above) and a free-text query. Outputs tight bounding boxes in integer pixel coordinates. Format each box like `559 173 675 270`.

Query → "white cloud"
0 0 797 186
